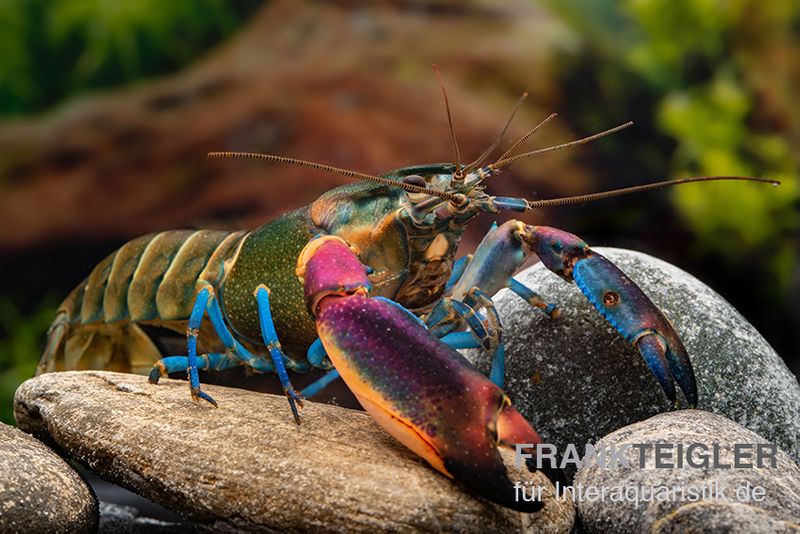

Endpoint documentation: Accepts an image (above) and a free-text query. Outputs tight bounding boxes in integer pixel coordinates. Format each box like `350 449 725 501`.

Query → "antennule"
525 175 780 209
495 112 558 165
433 64 463 178
207 151 460 202
462 92 528 175
491 121 634 170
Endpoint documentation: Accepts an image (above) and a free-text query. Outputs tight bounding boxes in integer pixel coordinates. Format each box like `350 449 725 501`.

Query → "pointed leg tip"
192 388 218 408
149 365 164 384
286 388 304 408
285 390 303 425
545 304 560 319
290 404 302 425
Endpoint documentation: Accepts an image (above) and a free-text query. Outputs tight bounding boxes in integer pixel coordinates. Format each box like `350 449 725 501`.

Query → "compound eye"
402 175 426 188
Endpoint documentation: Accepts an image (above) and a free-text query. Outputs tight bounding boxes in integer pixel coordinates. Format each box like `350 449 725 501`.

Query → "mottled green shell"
221 208 322 353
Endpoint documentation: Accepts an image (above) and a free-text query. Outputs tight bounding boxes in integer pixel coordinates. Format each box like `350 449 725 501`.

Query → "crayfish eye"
402 175 427 187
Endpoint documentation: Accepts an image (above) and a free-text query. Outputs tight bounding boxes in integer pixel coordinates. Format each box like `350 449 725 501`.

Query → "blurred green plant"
626 0 799 291
0 0 262 116
0 297 57 425
543 0 799 347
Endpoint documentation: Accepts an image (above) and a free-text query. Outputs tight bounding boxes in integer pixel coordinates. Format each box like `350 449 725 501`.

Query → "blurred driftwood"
0 0 590 253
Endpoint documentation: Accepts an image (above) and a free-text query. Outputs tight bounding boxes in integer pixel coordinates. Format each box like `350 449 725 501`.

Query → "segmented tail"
37 229 247 376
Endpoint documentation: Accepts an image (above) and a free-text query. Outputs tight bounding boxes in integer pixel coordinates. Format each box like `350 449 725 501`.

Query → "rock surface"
14 371 575 533
467 248 800 470
574 410 800 532
0 421 98 533
99 502 195 533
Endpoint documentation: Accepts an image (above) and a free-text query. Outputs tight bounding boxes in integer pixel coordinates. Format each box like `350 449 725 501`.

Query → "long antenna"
490 121 634 170
526 176 780 209
433 64 463 178
495 112 558 165
461 92 528 175
207 152 461 202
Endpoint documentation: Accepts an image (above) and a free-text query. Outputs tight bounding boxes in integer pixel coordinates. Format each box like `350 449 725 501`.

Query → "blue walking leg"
449 300 494 351
489 344 506 388
255 285 303 424
440 331 481 349
508 278 559 318
205 288 310 372
149 353 237 383
307 337 332 369
463 287 507 388
300 369 341 399
184 287 217 406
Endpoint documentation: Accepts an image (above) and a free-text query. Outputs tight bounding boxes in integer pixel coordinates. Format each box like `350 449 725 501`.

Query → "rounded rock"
0 422 98 533
574 410 800 532
14 371 575 532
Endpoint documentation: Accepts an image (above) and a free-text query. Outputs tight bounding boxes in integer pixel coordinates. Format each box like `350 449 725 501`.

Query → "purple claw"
297 235 556 512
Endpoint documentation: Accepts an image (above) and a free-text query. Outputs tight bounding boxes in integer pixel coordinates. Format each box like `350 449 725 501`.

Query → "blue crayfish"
37 70 777 512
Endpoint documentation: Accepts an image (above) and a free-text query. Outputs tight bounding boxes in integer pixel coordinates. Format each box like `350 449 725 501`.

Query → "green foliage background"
0 0 261 116
546 0 798 366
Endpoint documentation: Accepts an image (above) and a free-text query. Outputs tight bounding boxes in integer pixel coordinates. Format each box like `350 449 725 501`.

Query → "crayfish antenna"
491 112 559 170
433 64 464 180
524 175 781 209
462 92 529 175
489 121 634 171
206 151 461 202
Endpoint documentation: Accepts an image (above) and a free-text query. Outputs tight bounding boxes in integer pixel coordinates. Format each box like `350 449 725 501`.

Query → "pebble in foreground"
14 371 576 532
575 410 800 532
0 421 97 533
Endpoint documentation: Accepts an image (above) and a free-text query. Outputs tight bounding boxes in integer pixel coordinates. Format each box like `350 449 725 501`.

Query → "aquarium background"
0 0 797 424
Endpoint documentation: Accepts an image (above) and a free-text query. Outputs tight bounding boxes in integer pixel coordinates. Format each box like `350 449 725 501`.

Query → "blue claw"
524 225 698 407
636 334 676 403
571 253 697 406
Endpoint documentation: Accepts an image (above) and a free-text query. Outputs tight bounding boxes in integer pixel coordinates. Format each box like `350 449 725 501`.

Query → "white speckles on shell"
465 247 800 474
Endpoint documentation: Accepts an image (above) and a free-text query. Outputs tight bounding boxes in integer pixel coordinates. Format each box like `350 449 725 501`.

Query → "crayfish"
37 69 777 512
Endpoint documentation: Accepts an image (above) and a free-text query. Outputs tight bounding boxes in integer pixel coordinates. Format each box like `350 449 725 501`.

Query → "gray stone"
574 410 800 532
0 421 98 533
466 248 800 470
14 371 575 533
99 502 196 533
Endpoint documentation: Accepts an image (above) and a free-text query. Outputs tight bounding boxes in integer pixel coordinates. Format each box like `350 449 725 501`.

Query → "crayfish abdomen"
38 229 245 375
